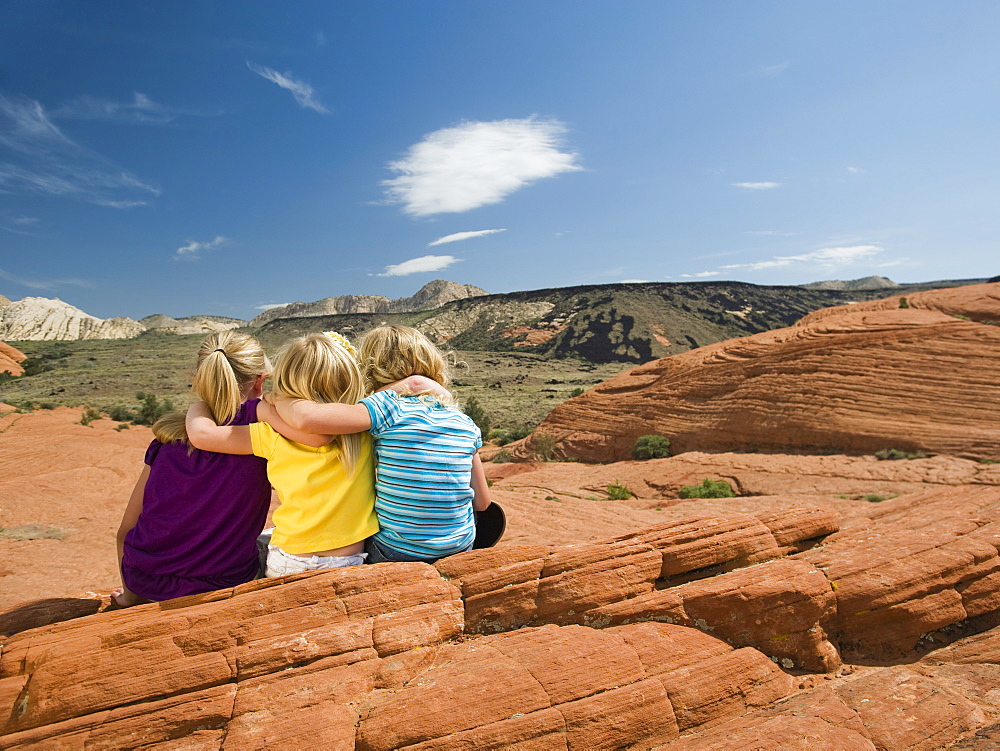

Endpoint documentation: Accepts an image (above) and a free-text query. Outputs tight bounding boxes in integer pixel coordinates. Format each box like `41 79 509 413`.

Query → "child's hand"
385 375 449 399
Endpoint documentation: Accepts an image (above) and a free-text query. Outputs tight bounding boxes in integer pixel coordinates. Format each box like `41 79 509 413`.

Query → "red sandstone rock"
0 342 25 376
520 284 1000 461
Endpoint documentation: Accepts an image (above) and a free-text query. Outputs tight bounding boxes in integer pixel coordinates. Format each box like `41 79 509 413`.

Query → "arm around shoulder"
271 396 371 435
185 401 254 454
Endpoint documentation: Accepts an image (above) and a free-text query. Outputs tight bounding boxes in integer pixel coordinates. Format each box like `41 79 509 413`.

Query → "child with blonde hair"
114 330 324 606
186 332 379 576
270 325 492 564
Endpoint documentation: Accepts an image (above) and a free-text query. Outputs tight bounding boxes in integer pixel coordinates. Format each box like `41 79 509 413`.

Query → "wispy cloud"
745 230 797 236
428 229 506 247
175 235 228 261
246 61 328 113
721 245 883 272
0 267 91 291
0 93 159 207
732 181 781 190
316 30 327 48
53 92 211 125
376 255 459 277
382 117 582 217
681 271 722 278
255 302 291 311
760 61 791 78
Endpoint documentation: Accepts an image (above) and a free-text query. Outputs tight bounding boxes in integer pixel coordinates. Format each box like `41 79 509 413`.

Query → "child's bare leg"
110 585 149 607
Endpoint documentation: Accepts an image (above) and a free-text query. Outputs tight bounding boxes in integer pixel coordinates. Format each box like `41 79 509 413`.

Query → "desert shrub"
533 433 557 461
492 450 514 463
875 448 927 461
953 313 971 321
107 404 138 422
463 396 491 436
134 392 175 426
606 482 632 500
80 407 102 426
898 296 909 309
632 434 671 460
568 387 585 398
679 478 736 499
863 493 895 503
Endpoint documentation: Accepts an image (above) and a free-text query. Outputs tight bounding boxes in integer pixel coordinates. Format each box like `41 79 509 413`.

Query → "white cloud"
175 235 228 261
428 229 506 247
0 94 159 207
760 61 791 78
376 254 460 277
721 244 883 272
382 117 582 217
745 230 796 236
0 267 91 290
847 166 861 174
681 271 722 278
255 302 292 311
246 61 328 113
53 92 203 124
316 30 327 48
11 216 38 225
732 181 781 190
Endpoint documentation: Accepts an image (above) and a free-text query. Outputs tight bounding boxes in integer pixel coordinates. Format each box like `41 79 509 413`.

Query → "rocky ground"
2 404 1000 748
3 282 1000 748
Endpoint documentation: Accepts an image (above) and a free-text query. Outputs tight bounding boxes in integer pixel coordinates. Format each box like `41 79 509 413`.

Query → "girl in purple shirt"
112 331 324 606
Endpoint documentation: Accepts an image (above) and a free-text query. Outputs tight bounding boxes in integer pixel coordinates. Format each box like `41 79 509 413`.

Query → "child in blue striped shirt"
270 326 492 563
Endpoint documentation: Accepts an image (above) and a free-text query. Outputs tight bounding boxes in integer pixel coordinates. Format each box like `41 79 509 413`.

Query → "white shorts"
265 544 367 577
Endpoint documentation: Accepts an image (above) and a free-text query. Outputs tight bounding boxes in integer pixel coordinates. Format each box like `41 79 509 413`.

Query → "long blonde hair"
270 332 367 472
359 325 451 395
153 331 270 444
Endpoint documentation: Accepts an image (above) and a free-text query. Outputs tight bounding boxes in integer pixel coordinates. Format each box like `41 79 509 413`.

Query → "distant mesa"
0 341 26 376
139 313 245 336
0 297 144 342
802 275 900 290
524 281 1000 461
248 279 488 327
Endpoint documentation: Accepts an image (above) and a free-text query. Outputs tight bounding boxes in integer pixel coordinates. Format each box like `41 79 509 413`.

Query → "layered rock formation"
803 275 900 290
0 298 144 341
139 313 246 335
523 282 1000 461
2 482 1000 748
248 280 488 327
0 343 25 376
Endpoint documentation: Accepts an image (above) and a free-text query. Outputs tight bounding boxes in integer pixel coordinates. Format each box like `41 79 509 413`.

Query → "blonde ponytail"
155 331 269 445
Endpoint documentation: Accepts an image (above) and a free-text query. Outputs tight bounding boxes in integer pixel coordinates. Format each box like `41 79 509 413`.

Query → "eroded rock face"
3 479 1000 748
0 342 25 376
139 314 246 335
526 283 1000 461
0 297 144 341
248 280 488 327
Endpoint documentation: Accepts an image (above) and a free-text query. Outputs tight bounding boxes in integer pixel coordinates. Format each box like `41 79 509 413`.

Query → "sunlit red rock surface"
4 281 1000 748
522 282 1000 462
0 343 25 376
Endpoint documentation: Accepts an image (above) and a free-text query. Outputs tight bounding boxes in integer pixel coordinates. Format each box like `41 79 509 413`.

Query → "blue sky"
1 1 998 321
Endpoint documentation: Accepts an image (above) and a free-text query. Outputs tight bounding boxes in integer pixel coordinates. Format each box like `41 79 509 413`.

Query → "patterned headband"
322 331 358 358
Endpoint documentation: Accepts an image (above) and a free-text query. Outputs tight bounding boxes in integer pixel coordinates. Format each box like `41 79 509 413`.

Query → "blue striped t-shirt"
361 389 482 559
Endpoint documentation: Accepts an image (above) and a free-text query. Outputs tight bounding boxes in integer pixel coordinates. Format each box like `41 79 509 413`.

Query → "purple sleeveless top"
121 399 270 601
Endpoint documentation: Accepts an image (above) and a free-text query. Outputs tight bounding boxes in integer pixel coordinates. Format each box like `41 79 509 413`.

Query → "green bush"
533 433 557 461
606 482 632 500
134 392 175 426
863 493 895 503
463 396 491 436
632 435 670 460
107 405 138 423
80 407 102 427
568 387 586 398
679 478 736 499
492 450 514 463
875 448 927 461
898 296 909 309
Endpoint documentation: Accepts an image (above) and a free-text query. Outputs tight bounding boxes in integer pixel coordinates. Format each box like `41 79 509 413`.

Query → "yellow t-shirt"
250 422 378 555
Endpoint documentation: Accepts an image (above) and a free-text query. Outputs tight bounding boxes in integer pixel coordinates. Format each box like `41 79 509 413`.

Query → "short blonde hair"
359 325 450 392
154 331 270 444
270 333 367 472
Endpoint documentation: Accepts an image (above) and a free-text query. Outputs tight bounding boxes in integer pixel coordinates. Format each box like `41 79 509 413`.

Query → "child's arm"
382 374 451 399
270 397 372 435
186 401 254 454
117 464 149 579
470 453 493 512
255 399 333 447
